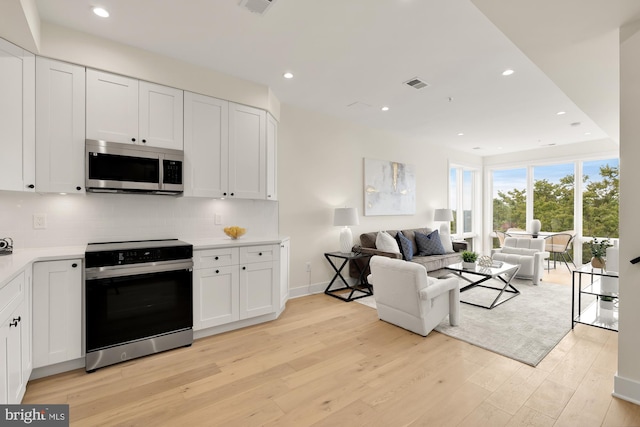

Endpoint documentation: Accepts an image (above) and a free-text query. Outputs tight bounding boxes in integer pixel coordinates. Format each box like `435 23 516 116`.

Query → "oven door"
85 260 193 353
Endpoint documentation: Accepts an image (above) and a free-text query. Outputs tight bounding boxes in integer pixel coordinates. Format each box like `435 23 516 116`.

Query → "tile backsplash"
0 192 279 248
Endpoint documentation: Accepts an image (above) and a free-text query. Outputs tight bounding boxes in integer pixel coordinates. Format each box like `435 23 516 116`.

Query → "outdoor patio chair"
544 232 577 272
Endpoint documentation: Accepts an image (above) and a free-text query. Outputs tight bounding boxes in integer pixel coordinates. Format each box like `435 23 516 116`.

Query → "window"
492 168 527 232
450 165 478 248
581 158 619 262
489 156 619 264
533 163 575 232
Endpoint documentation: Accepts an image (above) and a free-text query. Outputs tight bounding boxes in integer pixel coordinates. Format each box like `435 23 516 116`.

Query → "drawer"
0 271 24 324
194 247 239 269
240 245 279 264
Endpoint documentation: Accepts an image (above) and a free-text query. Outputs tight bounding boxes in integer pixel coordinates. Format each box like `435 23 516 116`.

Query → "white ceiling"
33 0 640 156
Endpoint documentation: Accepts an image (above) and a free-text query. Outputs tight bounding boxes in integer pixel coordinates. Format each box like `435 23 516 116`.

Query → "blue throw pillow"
395 232 414 261
415 230 446 256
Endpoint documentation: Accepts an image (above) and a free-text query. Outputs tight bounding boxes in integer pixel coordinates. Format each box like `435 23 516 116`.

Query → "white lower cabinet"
0 271 30 404
193 243 281 331
32 259 82 368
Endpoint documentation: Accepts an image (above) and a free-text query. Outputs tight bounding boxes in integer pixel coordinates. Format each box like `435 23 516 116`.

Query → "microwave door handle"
159 156 165 191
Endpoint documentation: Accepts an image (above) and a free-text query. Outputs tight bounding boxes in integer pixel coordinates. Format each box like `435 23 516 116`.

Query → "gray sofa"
349 228 467 278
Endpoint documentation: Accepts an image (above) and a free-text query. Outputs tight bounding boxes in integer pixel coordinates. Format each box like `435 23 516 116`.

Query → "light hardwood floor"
23 268 640 426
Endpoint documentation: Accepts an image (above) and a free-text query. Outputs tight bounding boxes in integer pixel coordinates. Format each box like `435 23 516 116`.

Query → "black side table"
324 251 373 302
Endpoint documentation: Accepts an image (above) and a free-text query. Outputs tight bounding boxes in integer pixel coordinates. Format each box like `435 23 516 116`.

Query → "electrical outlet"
33 213 47 229
305 262 311 272
215 214 222 225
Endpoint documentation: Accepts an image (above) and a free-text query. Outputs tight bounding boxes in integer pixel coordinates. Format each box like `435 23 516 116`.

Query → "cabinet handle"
76 186 82 191
268 195 271 198
230 193 235 196
9 320 18 327
223 192 227 196
131 138 136 142
72 263 78 268
216 269 219 274
215 256 219 260
142 139 146 144
27 184 35 189
259 252 263 256
242 266 246 270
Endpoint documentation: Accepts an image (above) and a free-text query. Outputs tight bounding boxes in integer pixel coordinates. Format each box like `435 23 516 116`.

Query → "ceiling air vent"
403 77 429 90
239 0 277 15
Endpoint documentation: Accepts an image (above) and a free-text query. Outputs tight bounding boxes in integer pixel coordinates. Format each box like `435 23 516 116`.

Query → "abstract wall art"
364 158 416 216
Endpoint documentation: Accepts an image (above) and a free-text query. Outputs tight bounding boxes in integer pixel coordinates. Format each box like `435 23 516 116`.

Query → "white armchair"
368 255 460 336
491 237 549 284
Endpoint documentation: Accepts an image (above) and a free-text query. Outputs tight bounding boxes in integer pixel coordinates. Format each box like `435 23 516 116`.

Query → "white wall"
278 103 480 293
615 25 640 405
0 192 278 248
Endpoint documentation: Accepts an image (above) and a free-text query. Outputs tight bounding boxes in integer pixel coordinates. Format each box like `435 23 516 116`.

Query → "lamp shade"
433 208 453 222
333 207 359 226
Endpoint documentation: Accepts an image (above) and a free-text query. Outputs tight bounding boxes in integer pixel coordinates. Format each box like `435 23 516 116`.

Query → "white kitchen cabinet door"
0 271 28 404
0 38 35 192
266 112 278 201
36 57 86 194
239 261 277 319
193 266 239 330
32 260 82 368
279 239 290 310
184 92 229 197
228 103 266 199
86 69 138 144
139 81 184 149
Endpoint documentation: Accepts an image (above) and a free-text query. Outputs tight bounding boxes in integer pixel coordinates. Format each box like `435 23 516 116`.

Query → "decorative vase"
591 257 605 269
599 297 615 312
600 276 619 295
530 219 541 237
462 261 476 270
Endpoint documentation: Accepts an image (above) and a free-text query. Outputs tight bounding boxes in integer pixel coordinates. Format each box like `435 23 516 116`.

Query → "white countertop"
0 236 289 288
0 246 86 286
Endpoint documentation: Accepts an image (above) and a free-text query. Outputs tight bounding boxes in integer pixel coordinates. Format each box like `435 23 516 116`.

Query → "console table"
572 265 618 331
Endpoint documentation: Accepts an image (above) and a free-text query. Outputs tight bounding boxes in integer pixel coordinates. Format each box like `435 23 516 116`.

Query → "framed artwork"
364 158 416 216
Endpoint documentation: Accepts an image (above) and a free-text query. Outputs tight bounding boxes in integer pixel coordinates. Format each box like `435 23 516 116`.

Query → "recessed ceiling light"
556 111 566 115
92 7 109 18
502 69 514 76
457 132 464 136
283 72 293 79
381 106 389 111
585 132 592 135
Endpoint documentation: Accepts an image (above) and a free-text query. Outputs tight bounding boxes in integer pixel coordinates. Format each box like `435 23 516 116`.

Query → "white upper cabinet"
86 69 184 149
184 92 229 197
266 112 278 201
86 69 138 144
139 81 184 149
36 57 86 194
228 103 266 199
0 38 35 192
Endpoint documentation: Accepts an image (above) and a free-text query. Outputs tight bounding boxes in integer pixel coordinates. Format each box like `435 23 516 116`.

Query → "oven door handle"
85 259 193 280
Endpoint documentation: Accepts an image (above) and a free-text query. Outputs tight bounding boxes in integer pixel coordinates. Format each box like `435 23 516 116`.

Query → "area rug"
355 279 573 367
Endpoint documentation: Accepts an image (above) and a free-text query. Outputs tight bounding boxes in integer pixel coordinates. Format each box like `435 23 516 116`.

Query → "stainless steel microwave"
85 139 184 195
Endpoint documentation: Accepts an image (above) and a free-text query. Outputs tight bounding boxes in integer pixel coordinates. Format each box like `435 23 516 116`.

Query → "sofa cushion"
396 232 414 261
376 231 400 254
501 246 539 256
438 224 454 253
415 230 445 256
398 228 431 256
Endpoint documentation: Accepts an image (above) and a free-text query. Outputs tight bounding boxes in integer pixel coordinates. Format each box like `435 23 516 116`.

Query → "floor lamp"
334 207 359 253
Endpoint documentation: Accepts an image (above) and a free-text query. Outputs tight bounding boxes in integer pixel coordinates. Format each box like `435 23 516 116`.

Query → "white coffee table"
445 261 521 309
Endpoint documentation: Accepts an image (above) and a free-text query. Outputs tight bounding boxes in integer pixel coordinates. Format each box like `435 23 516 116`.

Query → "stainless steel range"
84 239 193 372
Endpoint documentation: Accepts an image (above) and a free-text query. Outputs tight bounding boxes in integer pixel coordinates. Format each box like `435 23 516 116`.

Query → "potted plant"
461 250 478 270
589 238 612 269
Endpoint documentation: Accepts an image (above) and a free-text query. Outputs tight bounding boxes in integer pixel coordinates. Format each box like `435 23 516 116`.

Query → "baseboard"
613 373 640 405
30 358 85 380
288 281 328 299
